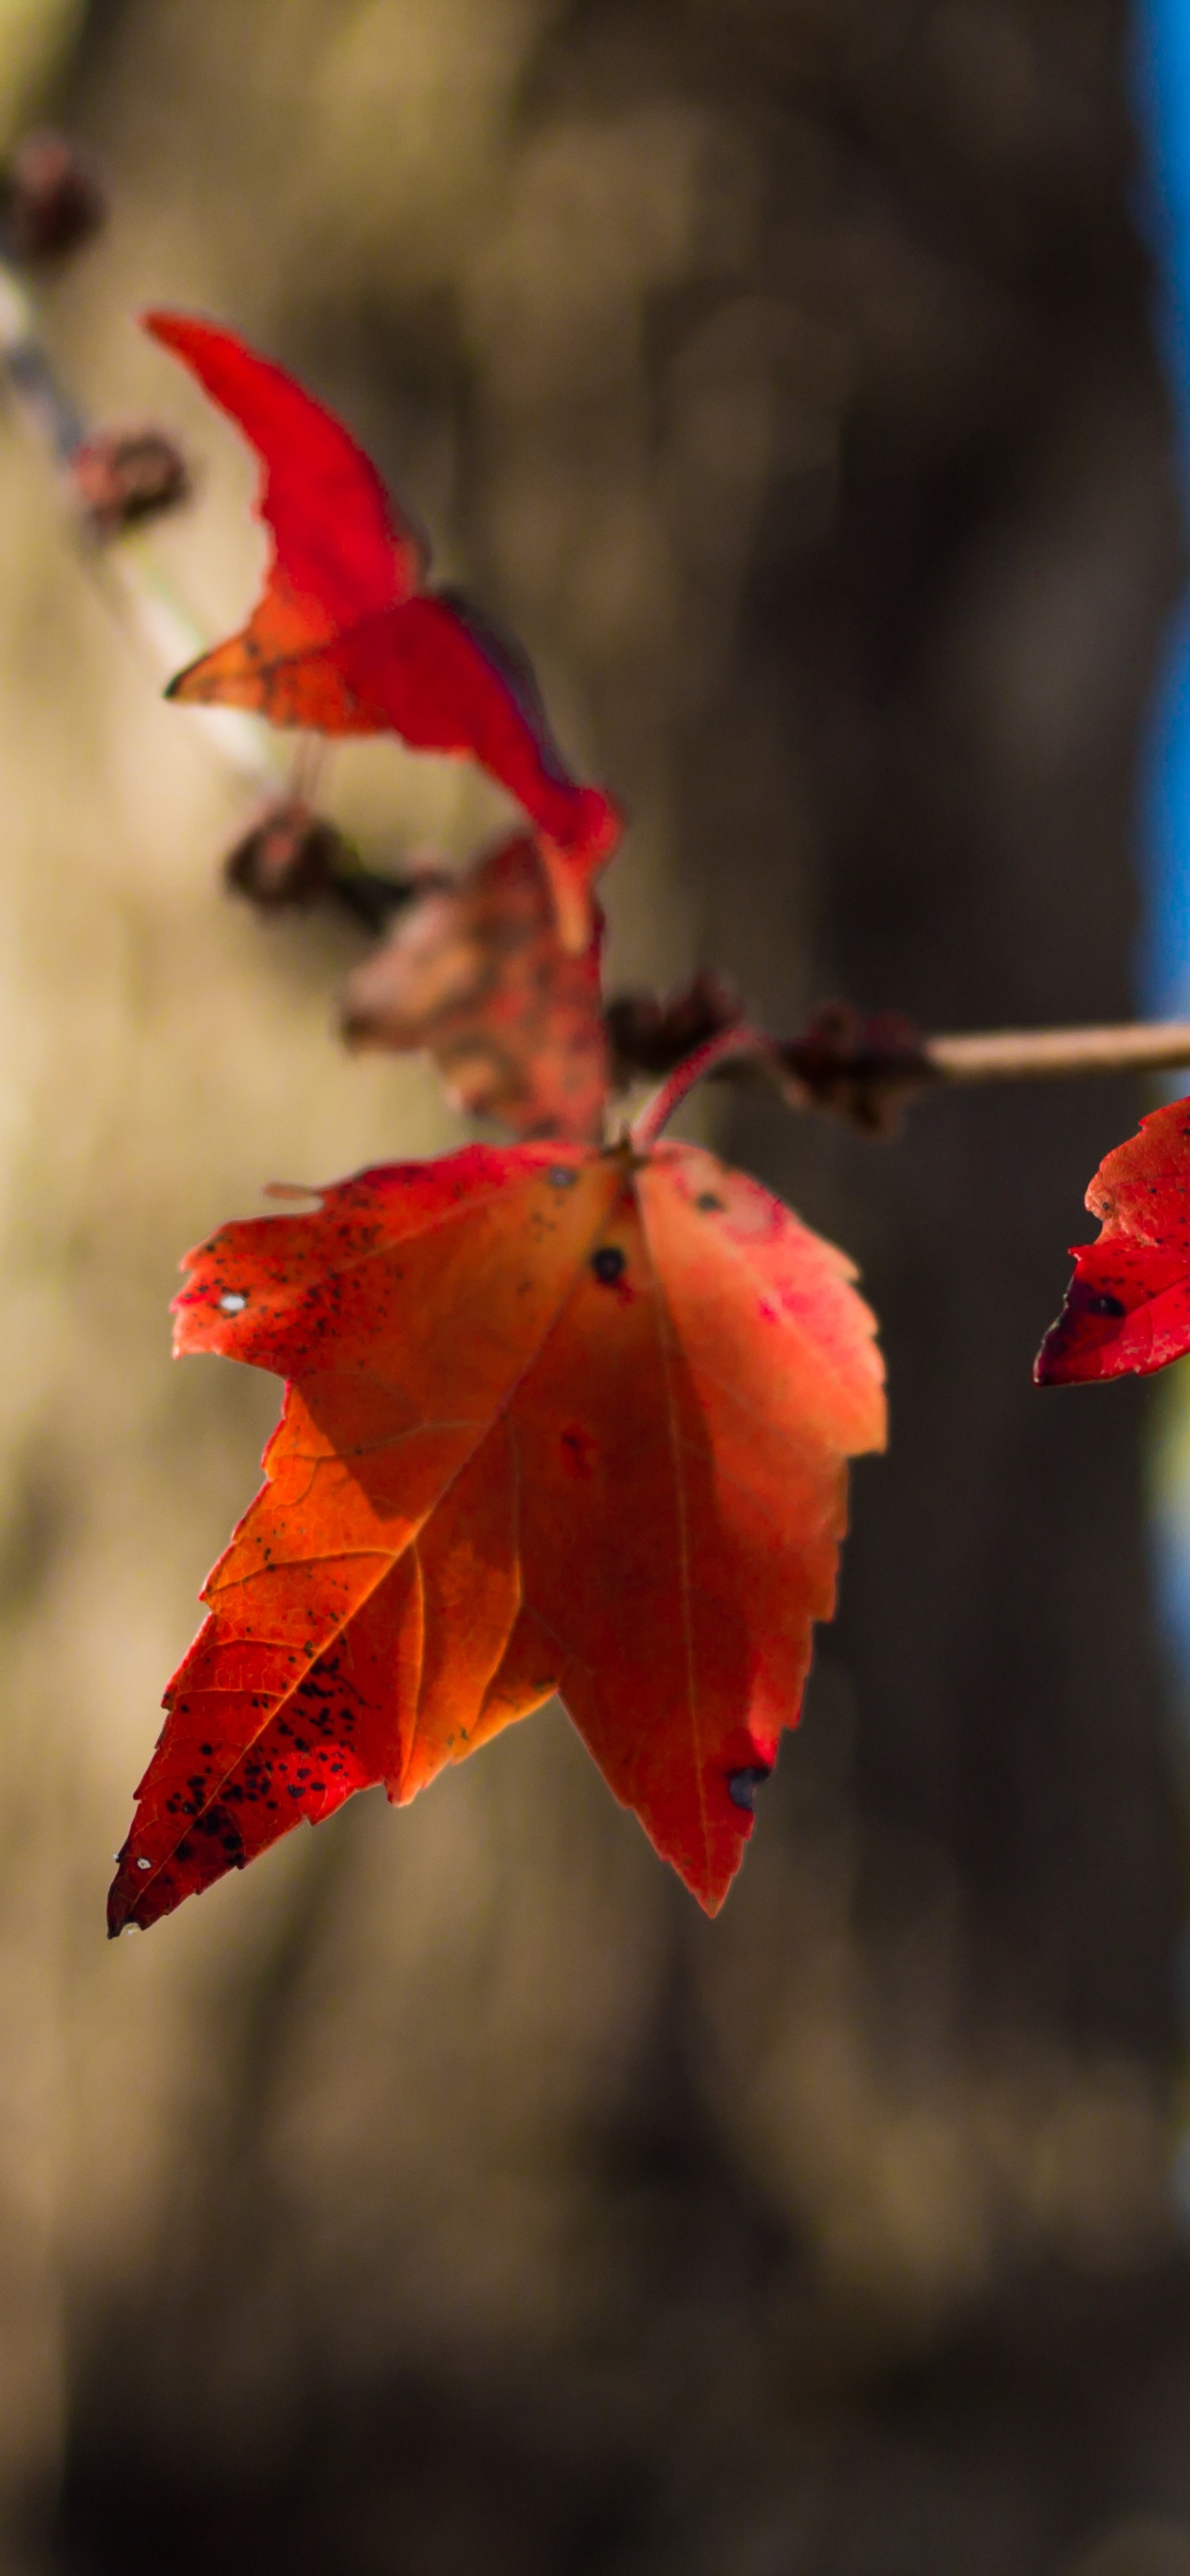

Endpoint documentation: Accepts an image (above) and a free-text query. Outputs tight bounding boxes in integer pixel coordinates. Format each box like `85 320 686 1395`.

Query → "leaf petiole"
628 1025 796 1150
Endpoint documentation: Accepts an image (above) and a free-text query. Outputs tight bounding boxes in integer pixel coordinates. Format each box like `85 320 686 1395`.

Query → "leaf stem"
629 1026 792 1148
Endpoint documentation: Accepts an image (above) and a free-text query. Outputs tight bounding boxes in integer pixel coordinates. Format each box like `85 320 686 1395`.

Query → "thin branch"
779 1011 1190 1130
614 992 1190 1138
0 249 284 794
923 1022 1190 1082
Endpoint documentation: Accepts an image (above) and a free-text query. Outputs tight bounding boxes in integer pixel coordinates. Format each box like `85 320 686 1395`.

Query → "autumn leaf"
109 1138 885 1934
340 830 610 1142
144 311 621 937
1035 1096 1190 1384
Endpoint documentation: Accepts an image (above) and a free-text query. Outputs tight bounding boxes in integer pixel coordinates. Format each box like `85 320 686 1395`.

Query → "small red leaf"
1035 1095 1190 1384
144 312 622 908
109 1141 885 1934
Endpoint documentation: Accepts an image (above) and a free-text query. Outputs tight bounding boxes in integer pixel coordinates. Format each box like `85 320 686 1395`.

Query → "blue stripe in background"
1136 0 1190 1022
1133 0 1190 2199
1140 596 1190 1022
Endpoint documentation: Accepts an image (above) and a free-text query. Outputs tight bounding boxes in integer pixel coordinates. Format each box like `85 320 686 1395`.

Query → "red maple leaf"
144 310 622 940
109 1138 884 1934
1035 1095 1190 1384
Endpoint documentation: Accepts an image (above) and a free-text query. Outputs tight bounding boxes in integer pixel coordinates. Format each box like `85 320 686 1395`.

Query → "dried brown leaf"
340 832 610 1142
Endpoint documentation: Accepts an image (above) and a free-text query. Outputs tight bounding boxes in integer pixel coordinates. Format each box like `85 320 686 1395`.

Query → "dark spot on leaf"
697 1192 725 1213
726 1765 771 1814
548 1167 577 1188
1085 1290 1126 1318
591 1247 626 1286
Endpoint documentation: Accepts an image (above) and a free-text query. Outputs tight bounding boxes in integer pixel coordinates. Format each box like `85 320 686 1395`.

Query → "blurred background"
0 0 1181 2569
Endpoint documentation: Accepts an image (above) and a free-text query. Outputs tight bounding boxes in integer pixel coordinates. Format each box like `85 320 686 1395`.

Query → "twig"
617 991 1190 1140
0 249 284 793
923 1022 1190 1082
779 1010 1190 1130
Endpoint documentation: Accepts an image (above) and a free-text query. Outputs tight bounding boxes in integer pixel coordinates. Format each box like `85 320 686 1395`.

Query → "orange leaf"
109 1143 884 1932
340 832 610 1142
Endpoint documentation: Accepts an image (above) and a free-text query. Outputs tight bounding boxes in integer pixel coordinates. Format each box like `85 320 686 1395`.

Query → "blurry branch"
613 987 1190 1137
0 135 284 794
926 1024 1190 1081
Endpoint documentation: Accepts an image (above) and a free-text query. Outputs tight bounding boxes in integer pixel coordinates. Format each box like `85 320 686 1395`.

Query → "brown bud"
69 428 191 538
606 971 742 1081
2 130 104 264
224 803 352 910
782 1003 932 1135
